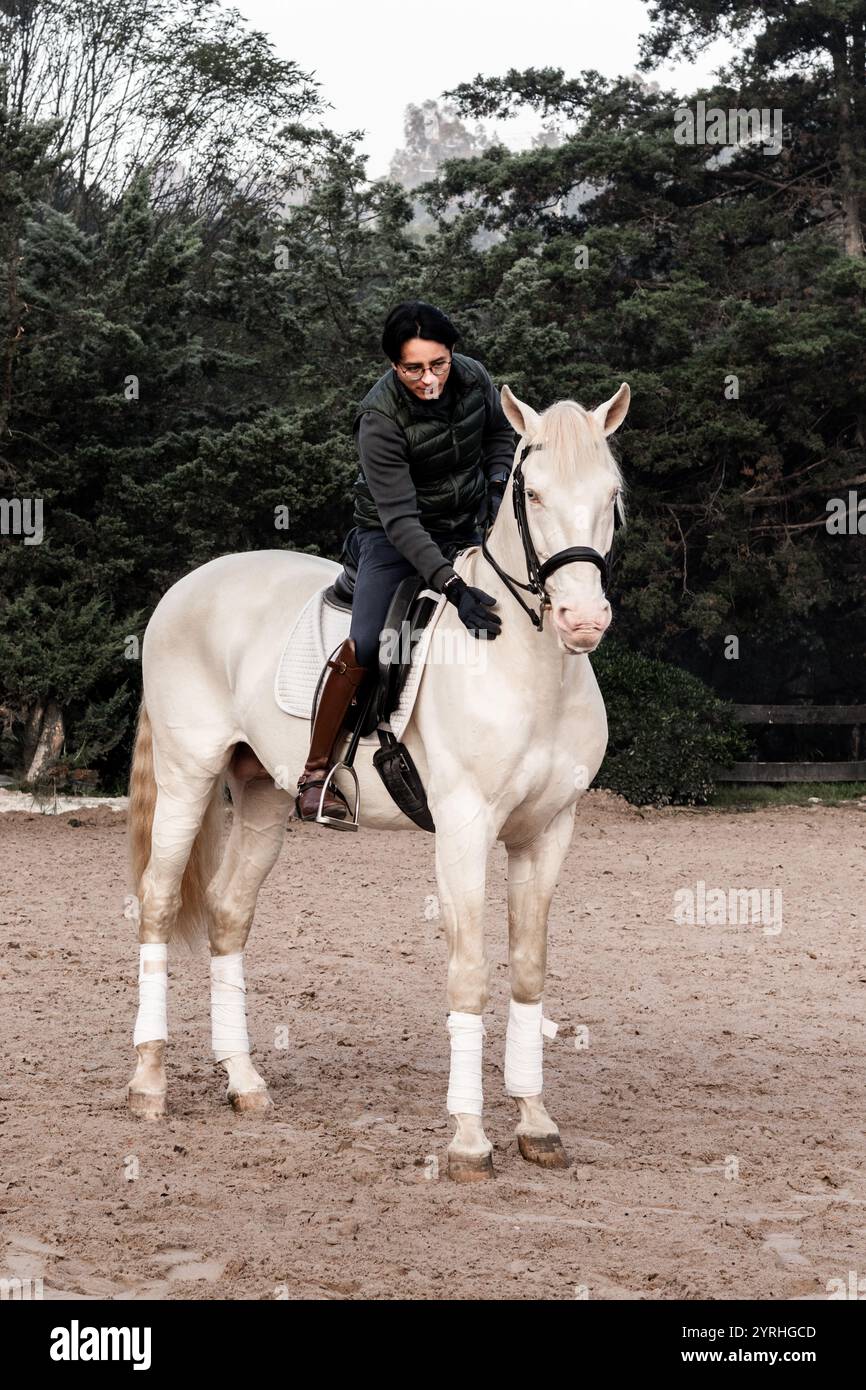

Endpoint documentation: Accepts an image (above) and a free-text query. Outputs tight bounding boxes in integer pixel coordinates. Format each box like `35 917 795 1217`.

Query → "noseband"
481 440 620 632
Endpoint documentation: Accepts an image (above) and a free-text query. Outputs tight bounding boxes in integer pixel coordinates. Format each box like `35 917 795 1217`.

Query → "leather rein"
480 440 620 632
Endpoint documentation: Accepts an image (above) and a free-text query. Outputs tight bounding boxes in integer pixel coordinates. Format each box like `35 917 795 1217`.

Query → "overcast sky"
235 0 734 178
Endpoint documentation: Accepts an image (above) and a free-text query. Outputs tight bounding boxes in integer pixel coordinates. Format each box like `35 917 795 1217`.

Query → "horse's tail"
127 698 224 948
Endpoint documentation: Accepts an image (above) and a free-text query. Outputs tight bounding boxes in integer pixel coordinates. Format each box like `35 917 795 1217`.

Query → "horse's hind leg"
129 765 224 1120
505 804 576 1170
207 771 290 1114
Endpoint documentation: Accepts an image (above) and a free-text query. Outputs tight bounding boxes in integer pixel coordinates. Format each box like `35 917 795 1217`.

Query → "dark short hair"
381 300 460 363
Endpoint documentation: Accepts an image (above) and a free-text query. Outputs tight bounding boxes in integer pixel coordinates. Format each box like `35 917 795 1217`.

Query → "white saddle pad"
274 579 448 743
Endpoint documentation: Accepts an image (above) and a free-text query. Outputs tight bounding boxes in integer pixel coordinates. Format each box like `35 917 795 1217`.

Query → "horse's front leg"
505 803 575 1170
434 795 496 1182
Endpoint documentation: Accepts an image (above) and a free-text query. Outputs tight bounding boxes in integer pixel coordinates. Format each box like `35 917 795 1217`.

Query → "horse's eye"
526 489 539 502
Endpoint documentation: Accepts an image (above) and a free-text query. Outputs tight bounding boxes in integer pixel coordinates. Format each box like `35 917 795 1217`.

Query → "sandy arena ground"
1 792 864 1301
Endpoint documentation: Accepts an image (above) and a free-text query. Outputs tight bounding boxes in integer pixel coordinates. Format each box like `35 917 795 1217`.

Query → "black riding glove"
441 574 501 639
484 477 508 529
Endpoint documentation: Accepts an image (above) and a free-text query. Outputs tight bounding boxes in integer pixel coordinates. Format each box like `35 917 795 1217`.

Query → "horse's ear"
593 383 630 435
501 384 542 439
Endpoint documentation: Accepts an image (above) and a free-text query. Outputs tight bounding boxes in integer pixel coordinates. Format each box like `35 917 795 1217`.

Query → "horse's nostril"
556 608 610 633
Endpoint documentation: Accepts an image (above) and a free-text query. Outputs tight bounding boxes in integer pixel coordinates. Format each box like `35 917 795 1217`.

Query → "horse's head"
499 382 630 654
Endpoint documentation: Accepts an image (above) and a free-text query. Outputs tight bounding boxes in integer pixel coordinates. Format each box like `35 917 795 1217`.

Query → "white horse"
126 380 630 1181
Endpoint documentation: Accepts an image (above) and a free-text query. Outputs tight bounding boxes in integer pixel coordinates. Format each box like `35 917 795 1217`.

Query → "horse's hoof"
128 1088 166 1121
447 1150 495 1182
230 1088 273 1115
518 1133 571 1169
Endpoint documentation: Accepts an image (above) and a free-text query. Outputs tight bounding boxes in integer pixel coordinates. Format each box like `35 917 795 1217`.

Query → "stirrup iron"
315 761 360 831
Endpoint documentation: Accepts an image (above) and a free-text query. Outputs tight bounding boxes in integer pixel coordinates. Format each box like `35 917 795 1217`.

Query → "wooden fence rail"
715 705 866 784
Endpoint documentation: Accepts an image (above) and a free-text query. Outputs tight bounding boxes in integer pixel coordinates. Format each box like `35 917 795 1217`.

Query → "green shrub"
590 639 748 806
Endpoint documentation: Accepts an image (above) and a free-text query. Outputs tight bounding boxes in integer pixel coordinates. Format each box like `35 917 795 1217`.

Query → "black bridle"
481 440 621 632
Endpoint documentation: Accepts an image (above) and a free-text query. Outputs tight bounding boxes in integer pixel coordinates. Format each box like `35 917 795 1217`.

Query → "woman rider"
295 299 517 822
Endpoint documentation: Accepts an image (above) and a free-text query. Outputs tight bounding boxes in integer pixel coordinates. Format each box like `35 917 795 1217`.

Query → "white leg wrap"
133 943 168 1047
211 951 250 1062
505 999 545 1097
446 1011 485 1116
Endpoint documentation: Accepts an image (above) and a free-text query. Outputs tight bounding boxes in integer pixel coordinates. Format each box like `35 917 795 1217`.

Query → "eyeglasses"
397 356 452 381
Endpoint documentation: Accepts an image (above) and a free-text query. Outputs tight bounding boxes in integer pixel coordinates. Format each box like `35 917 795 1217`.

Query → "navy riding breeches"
345 526 481 668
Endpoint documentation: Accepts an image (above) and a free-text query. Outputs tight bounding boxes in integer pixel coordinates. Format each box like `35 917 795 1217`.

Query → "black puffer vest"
352 351 487 534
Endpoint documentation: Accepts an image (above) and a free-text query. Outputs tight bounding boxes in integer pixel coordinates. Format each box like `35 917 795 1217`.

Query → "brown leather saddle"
322 528 472 734
314 530 475 832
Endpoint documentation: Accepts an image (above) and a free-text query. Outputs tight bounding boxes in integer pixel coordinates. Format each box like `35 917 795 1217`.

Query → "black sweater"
356 361 516 589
